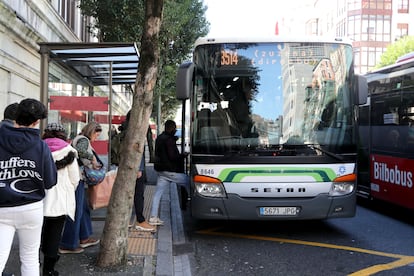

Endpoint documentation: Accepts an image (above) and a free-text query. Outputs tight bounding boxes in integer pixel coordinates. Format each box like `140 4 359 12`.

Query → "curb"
154 182 192 276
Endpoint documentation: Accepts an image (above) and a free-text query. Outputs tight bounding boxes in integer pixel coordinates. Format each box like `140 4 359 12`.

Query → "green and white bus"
176 37 367 220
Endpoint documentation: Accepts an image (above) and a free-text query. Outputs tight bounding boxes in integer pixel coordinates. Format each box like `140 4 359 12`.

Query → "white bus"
176 37 367 220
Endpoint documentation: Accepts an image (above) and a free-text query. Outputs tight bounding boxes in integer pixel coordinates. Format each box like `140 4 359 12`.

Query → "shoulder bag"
84 151 106 186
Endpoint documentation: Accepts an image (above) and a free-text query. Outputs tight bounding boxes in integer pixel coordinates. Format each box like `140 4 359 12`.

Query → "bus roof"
396 51 414 63
364 52 414 82
194 36 353 47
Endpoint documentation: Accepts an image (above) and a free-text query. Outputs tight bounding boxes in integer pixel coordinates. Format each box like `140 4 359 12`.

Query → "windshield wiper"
307 144 344 161
225 145 281 156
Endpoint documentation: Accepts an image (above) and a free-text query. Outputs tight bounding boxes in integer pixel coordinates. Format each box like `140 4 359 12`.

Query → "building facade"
0 0 86 111
308 0 413 74
0 0 132 121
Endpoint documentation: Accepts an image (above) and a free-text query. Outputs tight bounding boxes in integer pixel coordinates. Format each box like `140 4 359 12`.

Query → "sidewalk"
3 163 191 276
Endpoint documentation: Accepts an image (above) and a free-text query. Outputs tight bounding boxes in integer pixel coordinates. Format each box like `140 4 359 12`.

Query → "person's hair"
42 130 68 141
15 98 47 126
164 120 176 132
3 103 19 120
42 124 68 141
118 110 131 132
126 110 131 122
81 121 102 139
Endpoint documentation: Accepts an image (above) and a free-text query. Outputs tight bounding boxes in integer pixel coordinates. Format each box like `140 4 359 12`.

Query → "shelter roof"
39 42 139 86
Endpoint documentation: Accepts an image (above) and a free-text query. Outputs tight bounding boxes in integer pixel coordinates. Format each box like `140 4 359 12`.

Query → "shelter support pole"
108 62 113 170
39 47 50 132
157 93 161 135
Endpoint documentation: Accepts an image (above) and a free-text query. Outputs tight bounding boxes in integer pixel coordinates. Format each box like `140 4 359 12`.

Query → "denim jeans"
0 201 43 276
150 171 189 218
60 181 92 249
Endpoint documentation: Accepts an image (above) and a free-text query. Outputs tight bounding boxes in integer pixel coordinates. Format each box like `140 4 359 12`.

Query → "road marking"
196 228 414 275
349 257 414 276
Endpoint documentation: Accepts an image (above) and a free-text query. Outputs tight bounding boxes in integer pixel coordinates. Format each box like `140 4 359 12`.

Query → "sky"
203 0 314 37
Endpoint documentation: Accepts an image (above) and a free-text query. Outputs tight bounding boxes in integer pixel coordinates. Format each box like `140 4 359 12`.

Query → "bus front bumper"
190 193 356 220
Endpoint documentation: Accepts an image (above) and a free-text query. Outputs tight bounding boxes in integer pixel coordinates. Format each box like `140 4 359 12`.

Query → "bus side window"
386 129 400 148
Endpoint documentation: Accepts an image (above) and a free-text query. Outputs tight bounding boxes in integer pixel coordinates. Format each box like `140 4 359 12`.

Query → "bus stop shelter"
38 42 139 162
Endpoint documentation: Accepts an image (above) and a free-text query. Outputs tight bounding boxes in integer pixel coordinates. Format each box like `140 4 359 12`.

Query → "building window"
348 0 361 11
384 0 392 10
57 0 76 31
396 23 409 39
80 15 91 42
347 14 361 41
398 0 409 13
368 49 376 66
361 0 392 10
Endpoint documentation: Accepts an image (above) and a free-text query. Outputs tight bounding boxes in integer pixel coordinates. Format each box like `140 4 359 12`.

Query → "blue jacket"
0 124 57 207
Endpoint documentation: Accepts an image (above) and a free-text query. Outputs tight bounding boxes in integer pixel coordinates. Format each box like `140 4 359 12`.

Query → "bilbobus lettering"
373 161 412 188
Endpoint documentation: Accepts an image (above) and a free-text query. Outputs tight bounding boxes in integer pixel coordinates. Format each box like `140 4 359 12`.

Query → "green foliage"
78 0 209 121
376 36 414 68
79 0 145 41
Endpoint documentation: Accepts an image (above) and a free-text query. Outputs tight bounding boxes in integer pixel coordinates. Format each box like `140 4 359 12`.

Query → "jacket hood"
44 137 69 152
51 143 78 161
0 124 42 154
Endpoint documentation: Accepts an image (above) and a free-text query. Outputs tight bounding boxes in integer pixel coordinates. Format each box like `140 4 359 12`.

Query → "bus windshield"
192 42 355 155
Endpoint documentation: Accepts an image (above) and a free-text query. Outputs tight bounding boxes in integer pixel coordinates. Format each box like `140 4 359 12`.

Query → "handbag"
84 165 106 186
88 170 117 210
83 151 106 186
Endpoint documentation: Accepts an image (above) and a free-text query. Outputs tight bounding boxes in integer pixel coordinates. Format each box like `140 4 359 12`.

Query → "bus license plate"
260 207 298 216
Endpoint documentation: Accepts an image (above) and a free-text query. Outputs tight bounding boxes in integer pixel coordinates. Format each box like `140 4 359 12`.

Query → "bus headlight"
195 183 226 197
329 182 354 196
329 173 356 196
193 175 226 198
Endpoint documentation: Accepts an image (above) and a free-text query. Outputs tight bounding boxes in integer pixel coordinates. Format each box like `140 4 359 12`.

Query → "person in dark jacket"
148 120 189 226
0 102 18 128
0 98 57 276
111 112 154 232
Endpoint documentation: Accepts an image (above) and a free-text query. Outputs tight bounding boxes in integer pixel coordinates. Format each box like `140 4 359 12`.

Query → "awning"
38 42 139 86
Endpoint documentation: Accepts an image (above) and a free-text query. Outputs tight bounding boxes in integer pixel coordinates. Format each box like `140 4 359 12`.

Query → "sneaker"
80 238 100 248
135 221 155 232
148 217 164 226
58 247 84 254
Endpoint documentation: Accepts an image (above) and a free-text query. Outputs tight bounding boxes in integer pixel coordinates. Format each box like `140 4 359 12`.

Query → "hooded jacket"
0 124 57 207
43 137 80 220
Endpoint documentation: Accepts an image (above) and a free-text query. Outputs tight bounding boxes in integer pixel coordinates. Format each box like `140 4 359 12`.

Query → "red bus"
357 53 414 210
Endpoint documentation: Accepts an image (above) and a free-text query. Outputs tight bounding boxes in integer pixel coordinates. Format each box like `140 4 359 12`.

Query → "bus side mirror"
356 74 367 105
176 62 194 100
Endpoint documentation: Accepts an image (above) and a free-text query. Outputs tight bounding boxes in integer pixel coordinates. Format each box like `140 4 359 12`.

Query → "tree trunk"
96 0 164 267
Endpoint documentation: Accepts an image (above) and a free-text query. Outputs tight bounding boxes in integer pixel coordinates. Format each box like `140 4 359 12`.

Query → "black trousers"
134 175 146 223
41 215 66 257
